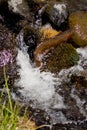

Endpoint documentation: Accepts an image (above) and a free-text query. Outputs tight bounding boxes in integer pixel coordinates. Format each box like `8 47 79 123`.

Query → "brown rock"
69 11 87 47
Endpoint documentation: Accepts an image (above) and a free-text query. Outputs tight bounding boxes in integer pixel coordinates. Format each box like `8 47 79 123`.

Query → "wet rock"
45 1 68 27
70 74 87 111
0 2 24 34
8 0 46 28
23 26 39 47
27 0 47 28
32 109 51 126
71 74 87 90
17 25 40 60
52 122 87 130
24 26 40 60
41 43 79 73
67 0 87 13
8 0 32 21
69 11 87 47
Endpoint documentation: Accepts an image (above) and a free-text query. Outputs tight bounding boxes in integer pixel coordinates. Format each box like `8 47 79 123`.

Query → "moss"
41 43 79 73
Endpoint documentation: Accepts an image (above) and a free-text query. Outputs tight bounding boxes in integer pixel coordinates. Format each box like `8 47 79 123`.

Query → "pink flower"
0 49 13 67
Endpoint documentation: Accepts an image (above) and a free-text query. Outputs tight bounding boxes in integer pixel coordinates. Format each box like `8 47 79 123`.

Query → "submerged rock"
41 43 79 73
69 11 87 47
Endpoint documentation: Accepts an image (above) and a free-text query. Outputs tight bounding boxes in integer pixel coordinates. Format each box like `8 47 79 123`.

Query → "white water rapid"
13 44 87 124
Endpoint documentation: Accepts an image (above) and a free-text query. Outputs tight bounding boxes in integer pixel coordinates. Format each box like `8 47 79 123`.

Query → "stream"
0 0 87 130
12 39 87 127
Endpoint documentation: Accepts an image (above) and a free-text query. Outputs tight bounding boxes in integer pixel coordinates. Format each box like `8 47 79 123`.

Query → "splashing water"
15 49 65 110
14 36 87 124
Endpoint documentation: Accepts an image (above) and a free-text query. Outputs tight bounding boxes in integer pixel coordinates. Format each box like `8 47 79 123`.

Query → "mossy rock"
69 11 87 47
41 43 79 73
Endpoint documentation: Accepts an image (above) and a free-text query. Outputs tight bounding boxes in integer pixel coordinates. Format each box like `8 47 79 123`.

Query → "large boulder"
69 11 87 47
41 43 79 73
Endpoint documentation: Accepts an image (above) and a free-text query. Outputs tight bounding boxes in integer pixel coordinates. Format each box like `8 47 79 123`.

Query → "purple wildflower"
0 49 13 67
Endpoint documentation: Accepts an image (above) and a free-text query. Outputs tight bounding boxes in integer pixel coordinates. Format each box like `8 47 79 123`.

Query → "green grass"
0 66 21 130
0 66 51 130
0 66 33 130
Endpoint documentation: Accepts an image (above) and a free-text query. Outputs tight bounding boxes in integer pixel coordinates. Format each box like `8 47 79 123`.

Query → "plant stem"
3 66 12 111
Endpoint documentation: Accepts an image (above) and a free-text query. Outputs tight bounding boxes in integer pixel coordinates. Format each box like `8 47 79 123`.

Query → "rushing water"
12 32 87 125
0 0 87 127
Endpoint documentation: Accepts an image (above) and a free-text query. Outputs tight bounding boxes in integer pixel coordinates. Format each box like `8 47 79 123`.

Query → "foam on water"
14 38 87 124
15 49 65 111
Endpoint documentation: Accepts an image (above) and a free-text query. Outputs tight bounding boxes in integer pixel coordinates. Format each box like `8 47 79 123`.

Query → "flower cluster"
0 49 13 67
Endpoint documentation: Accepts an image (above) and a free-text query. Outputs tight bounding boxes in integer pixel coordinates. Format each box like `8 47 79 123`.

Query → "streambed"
0 0 87 130
12 45 87 129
